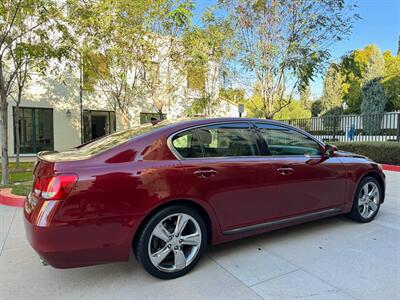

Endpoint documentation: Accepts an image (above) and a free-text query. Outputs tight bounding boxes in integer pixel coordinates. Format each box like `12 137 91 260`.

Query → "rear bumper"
23 194 136 268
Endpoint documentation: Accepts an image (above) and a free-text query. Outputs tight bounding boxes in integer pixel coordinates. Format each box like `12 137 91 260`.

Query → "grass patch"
0 162 34 196
0 171 33 183
1 161 35 171
9 184 32 197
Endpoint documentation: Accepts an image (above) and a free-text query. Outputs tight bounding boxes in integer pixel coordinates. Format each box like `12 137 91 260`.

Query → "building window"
140 112 167 124
83 110 116 143
13 107 54 154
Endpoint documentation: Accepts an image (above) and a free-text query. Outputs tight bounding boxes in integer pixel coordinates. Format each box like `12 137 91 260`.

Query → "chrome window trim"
167 120 326 161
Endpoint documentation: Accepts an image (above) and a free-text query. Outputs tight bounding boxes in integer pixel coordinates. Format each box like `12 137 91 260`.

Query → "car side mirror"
323 144 337 157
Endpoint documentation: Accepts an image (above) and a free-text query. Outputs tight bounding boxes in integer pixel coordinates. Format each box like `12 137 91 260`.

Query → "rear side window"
197 123 258 157
256 123 322 156
171 129 203 158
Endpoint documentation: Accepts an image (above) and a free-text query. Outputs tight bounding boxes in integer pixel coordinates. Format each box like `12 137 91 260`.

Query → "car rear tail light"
35 174 78 200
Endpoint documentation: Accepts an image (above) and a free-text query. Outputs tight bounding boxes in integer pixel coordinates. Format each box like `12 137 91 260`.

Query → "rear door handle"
194 169 217 178
276 167 294 175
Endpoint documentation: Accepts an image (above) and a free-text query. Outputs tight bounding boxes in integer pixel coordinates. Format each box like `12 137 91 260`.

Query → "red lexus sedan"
24 118 385 279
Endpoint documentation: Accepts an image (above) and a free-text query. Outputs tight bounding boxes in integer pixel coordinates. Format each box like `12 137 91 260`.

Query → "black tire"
347 176 382 223
134 205 207 279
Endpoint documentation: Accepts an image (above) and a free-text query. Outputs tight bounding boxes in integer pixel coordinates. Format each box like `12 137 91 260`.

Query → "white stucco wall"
4 74 243 156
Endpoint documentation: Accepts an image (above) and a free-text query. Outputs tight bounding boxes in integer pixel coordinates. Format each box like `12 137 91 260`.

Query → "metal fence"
279 112 400 142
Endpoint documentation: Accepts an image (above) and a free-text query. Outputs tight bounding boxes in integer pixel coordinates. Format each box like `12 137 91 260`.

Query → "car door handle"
276 167 294 175
194 169 217 178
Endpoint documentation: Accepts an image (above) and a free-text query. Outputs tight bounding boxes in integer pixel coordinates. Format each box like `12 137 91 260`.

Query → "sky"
193 0 400 98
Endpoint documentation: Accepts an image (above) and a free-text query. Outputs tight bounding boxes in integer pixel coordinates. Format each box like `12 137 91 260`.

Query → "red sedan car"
24 118 385 279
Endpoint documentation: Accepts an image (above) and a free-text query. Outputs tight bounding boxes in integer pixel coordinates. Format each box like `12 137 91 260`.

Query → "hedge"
332 142 400 165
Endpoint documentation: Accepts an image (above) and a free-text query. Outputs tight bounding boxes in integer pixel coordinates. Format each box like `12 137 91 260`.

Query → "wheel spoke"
153 223 171 242
174 249 187 270
368 186 377 198
181 232 201 246
362 184 369 196
150 246 171 266
369 201 378 211
362 204 369 217
174 214 190 237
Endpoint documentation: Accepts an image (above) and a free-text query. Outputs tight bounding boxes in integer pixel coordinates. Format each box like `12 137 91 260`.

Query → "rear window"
76 120 174 156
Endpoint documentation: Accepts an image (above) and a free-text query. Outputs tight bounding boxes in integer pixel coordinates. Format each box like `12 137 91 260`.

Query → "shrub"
332 142 400 165
361 78 387 134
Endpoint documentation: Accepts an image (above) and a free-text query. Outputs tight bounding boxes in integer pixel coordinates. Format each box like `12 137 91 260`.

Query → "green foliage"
219 0 358 118
186 66 206 91
383 51 400 111
361 78 387 134
321 64 344 112
334 142 400 165
311 99 324 117
274 101 311 120
220 88 246 104
299 85 311 109
183 9 233 115
334 45 394 114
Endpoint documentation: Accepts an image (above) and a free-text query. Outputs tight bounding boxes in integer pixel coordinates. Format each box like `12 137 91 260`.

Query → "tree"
145 1 194 119
360 46 386 130
383 50 400 111
274 100 311 120
220 88 246 104
361 78 387 134
321 64 344 112
0 0 70 184
219 0 358 119
340 45 386 113
311 99 323 117
183 9 233 116
68 0 161 128
299 84 311 109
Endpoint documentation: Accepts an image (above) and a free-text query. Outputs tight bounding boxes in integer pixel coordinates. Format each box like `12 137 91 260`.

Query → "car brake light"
34 177 41 196
38 174 78 200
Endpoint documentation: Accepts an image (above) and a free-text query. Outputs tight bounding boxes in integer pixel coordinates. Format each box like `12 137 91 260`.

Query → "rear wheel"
347 177 382 223
135 205 207 279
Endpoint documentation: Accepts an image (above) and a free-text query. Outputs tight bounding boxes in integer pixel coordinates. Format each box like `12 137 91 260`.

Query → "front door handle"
194 169 217 178
276 167 294 175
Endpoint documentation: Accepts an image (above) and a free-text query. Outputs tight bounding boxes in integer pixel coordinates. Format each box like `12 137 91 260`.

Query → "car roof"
134 117 292 139
137 117 325 147
155 117 287 131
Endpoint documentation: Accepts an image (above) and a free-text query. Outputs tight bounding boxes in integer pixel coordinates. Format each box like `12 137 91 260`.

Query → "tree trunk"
0 91 9 185
15 98 21 170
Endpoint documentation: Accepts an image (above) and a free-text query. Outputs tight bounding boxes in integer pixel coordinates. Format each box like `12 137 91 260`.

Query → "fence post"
333 116 337 142
397 112 400 142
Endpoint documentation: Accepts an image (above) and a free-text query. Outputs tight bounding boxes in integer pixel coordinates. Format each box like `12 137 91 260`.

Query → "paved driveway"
1 171 399 300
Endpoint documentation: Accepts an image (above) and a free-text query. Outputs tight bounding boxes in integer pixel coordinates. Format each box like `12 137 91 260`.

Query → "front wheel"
347 177 382 223
134 205 207 279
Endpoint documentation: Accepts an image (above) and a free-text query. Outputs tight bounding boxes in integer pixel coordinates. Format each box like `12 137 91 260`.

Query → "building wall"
4 73 242 157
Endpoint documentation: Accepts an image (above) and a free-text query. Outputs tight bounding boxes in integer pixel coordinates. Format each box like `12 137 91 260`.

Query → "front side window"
196 123 258 157
256 123 322 156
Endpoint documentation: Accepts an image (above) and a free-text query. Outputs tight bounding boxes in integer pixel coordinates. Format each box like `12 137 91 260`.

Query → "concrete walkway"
1 171 399 300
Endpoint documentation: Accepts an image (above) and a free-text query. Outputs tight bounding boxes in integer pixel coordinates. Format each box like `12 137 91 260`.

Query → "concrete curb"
0 188 25 208
382 164 400 172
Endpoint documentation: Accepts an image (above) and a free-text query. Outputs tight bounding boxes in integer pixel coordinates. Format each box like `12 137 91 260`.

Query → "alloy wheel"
148 213 202 272
358 181 380 219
